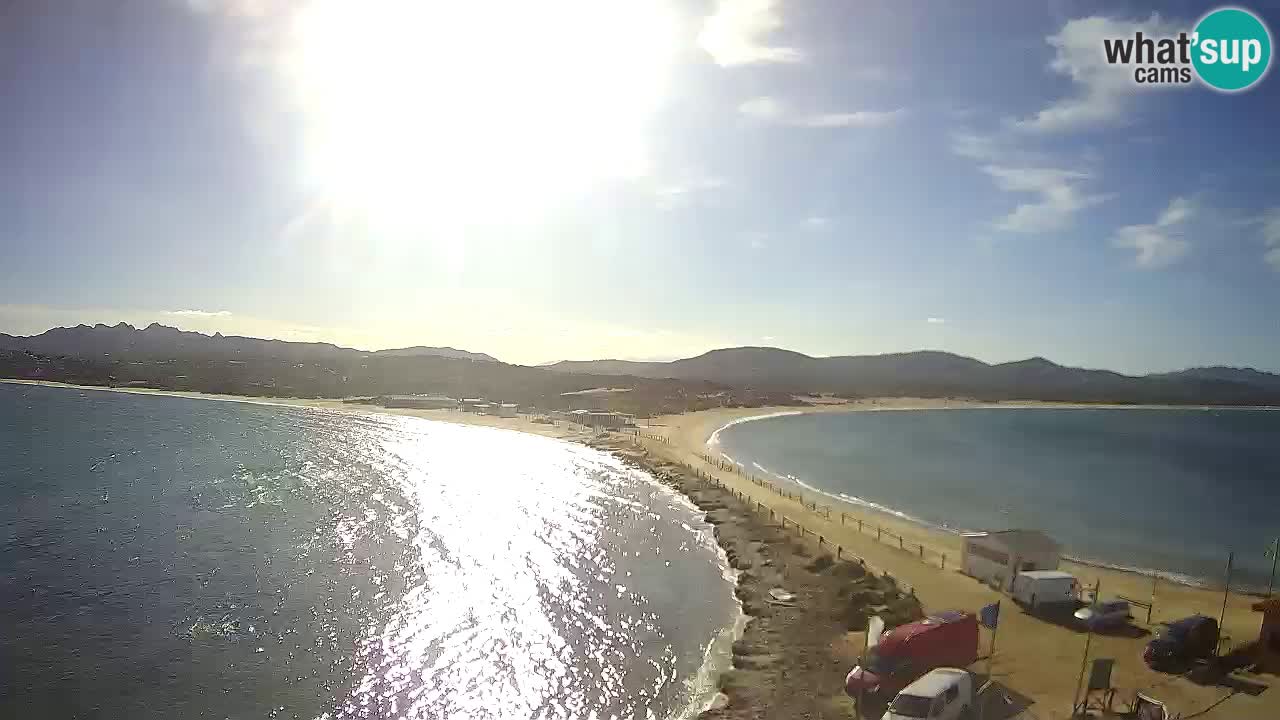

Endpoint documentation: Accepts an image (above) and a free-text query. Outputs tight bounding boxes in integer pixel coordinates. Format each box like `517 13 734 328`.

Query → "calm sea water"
0 384 736 720
714 408 1280 592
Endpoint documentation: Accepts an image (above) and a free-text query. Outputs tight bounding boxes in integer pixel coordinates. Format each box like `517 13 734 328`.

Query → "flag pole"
1217 552 1233 656
1071 579 1100 717
1266 539 1277 598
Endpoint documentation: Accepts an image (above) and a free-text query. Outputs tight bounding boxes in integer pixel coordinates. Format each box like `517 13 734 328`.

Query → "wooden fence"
675 453 917 597
690 449 951 572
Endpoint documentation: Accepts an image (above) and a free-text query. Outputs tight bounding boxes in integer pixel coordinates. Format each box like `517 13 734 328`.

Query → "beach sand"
5 381 1275 718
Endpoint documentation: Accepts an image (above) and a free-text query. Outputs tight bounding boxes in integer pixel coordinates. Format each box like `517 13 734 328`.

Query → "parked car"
881 668 975 720
1144 615 1219 668
1010 570 1078 611
1074 598 1132 630
846 611 979 700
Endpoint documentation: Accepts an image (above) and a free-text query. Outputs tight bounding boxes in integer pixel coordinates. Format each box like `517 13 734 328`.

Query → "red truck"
845 610 980 700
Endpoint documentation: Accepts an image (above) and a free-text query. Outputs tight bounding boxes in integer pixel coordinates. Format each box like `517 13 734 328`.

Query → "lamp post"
1265 538 1278 597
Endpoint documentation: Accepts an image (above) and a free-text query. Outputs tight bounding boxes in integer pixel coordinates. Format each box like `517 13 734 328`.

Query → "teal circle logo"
1192 7 1272 92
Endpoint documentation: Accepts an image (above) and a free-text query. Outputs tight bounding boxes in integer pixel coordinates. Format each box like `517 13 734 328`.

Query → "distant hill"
5 325 1280 406
550 347 1280 405
372 346 497 362
0 323 496 364
1151 366 1280 391
0 324 800 415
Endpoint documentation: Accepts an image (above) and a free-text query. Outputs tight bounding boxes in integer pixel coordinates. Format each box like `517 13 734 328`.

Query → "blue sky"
1 0 1278 372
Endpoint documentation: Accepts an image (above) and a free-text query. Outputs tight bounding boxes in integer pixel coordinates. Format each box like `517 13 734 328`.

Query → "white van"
1010 570 1077 610
881 668 974 720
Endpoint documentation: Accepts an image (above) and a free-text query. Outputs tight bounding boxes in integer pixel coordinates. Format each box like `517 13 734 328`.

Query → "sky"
2 0 1279 373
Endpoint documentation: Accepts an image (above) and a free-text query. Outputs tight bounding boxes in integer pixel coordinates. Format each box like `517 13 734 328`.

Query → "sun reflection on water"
314 416 726 720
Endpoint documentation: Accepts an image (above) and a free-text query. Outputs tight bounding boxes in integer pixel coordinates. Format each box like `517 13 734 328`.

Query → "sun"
281 0 681 235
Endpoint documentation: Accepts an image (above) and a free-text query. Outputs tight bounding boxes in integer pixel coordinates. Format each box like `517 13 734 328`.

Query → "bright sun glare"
284 0 681 233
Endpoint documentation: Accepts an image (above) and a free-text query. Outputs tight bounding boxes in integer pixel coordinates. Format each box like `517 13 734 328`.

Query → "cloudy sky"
2 0 1278 372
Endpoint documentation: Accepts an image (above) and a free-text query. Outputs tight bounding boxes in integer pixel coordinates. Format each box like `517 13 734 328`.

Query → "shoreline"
703 406 1271 596
7 380 1276 717
590 433 917 719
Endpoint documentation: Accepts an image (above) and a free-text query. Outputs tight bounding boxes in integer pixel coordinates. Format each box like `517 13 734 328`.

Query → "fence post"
837 546 843 560
919 544 924 559
858 519 863 533
899 536 904 550
942 553 946 570
877 526 882 541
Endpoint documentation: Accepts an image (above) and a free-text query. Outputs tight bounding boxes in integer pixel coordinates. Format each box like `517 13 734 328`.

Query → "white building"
495 403 518 418
960 529 1061 591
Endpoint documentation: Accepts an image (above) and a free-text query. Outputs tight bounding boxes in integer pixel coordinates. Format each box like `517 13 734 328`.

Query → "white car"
882 668 974 720
1073 599 1131 630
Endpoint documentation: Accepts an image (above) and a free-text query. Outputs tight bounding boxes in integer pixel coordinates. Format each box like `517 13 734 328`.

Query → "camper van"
845 611 979 699
1010 570 1077 611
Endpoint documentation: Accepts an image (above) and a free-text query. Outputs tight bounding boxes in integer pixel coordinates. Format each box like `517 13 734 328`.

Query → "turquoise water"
713 408 1280 592
0 383 736 719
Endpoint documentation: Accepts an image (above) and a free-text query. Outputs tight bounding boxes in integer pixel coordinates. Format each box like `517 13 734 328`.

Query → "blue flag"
980 601 1000 629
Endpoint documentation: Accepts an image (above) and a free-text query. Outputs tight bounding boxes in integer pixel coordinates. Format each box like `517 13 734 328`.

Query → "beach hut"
1250 597 1280 672
960 529 1061 591
495 403 518 418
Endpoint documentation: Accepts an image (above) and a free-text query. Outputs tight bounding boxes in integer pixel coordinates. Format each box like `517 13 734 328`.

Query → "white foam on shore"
628 464 749 720
706 411 805 447
1061 555 1218 591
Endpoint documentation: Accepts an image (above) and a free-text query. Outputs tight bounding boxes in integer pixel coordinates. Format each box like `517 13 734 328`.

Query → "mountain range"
0 323 497 363
3 324 1279 406
549 347 1280 405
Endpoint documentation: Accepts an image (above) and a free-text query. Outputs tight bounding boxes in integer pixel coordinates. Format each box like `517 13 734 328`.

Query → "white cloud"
951 131 1108 233
699 0 802 66
1260 207 1280 271
1266 247 1280 271
1113 196 1194 268
1016 14 1184 133
181 0 269 17
740 96 904 128
654 175 726 209
927 317 946 324
164 309 233 317
850 65 891 83
982 165 1109 233
1157 196 1194 226
950 132 1004 162
738 96 784 120
796 109 906 128
1261 208 1280 246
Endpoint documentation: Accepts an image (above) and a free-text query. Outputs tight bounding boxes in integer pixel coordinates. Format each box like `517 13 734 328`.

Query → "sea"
712 407 1280 593
0 383 738 720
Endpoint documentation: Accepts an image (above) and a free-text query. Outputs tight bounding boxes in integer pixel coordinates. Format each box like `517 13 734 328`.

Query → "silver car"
1074 599 1131 630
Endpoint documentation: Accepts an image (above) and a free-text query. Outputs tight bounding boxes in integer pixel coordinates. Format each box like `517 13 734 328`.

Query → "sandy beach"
5 380 1275 718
